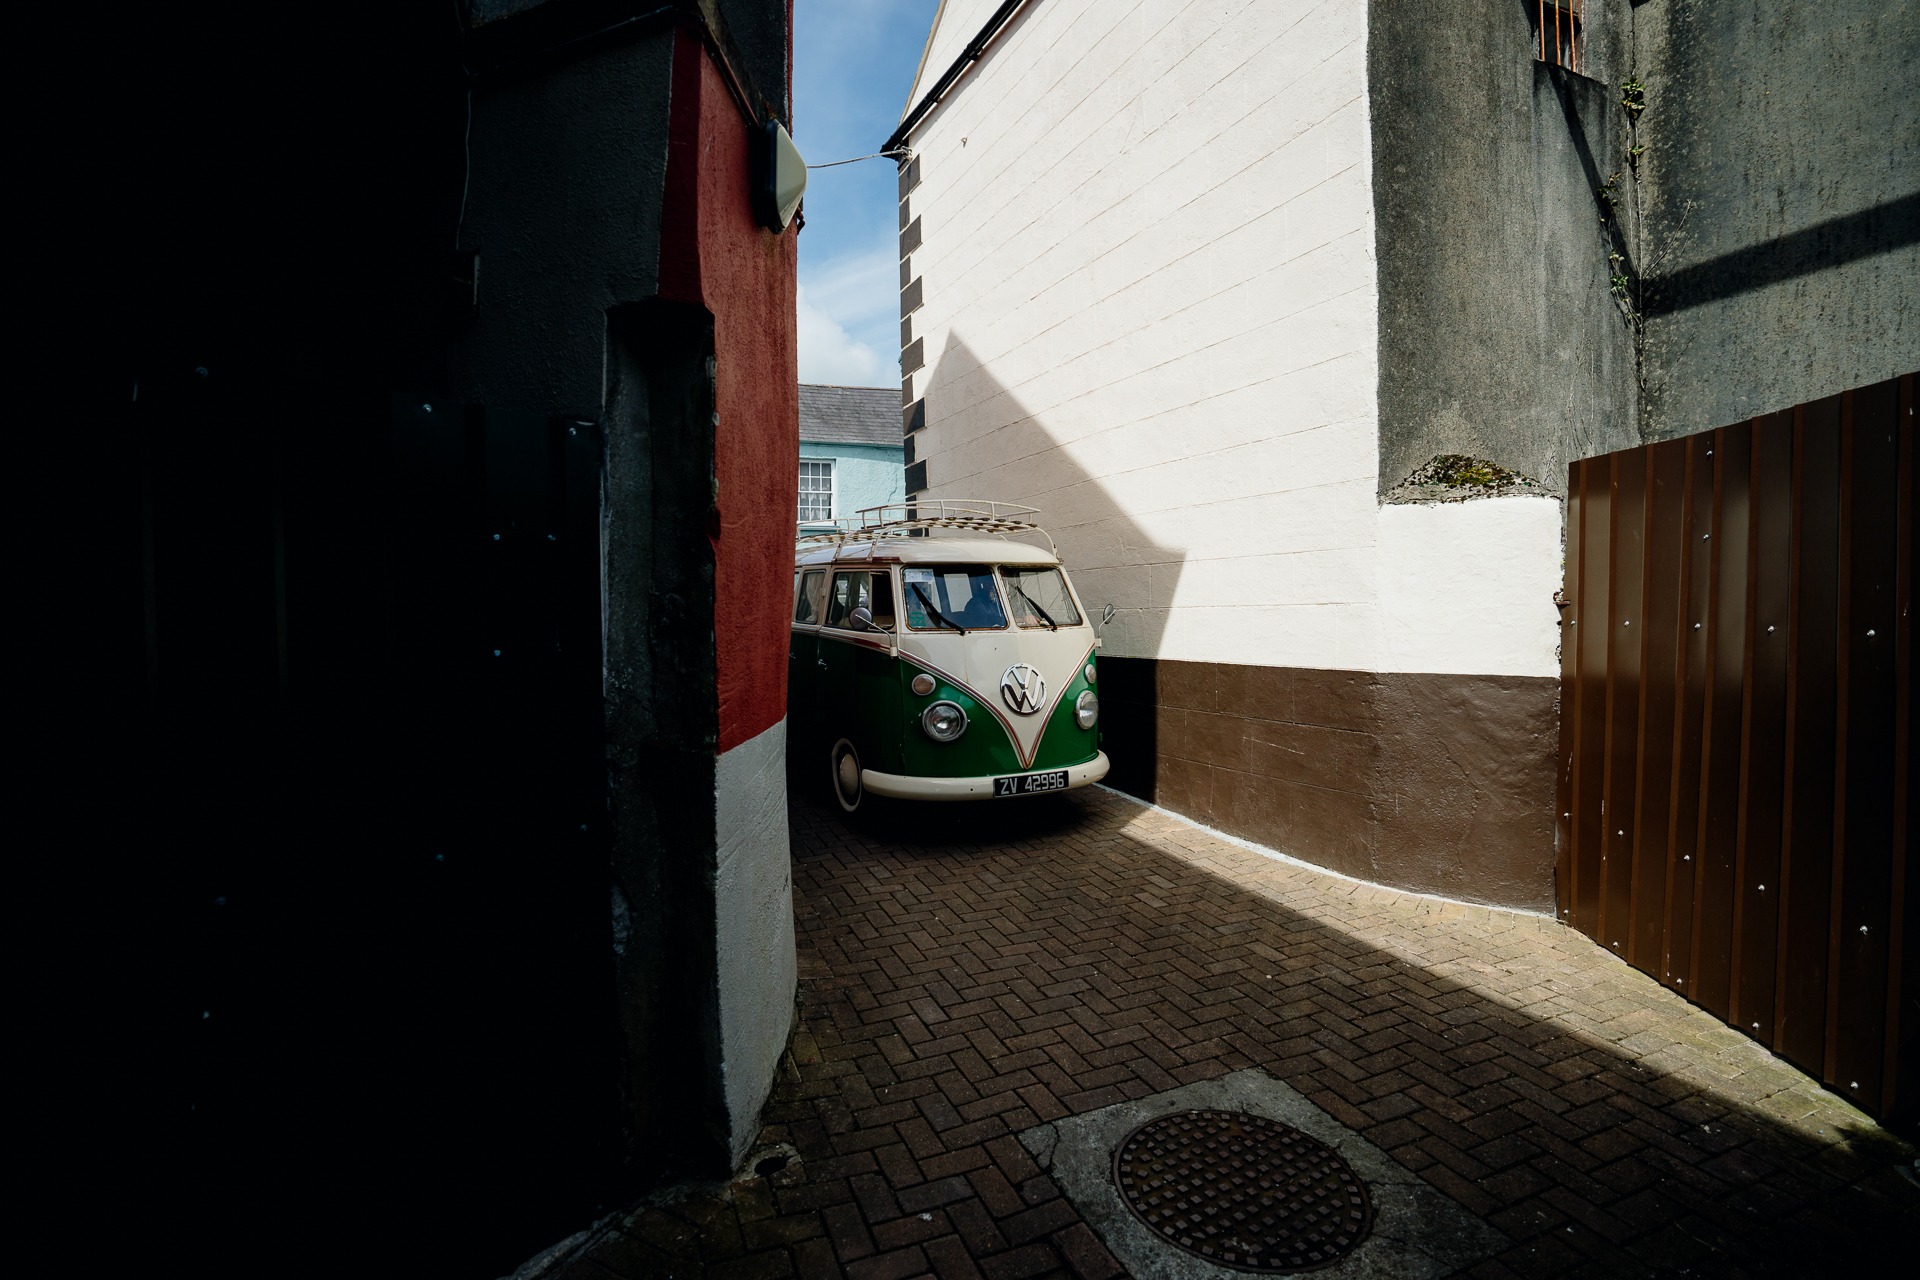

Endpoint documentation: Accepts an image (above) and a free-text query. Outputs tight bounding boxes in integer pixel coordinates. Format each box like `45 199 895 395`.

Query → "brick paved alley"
529 785 1917 1280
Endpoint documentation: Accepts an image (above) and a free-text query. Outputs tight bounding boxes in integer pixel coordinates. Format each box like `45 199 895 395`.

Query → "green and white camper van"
790 501 1111 811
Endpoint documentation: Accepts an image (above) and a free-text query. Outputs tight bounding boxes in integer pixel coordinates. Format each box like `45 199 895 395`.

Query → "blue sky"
793 0 941 387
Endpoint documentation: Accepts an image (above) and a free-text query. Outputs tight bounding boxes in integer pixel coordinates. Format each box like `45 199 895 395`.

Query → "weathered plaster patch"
1020 1068 1506 1280
1381 455 1552 505
714 715 798 1164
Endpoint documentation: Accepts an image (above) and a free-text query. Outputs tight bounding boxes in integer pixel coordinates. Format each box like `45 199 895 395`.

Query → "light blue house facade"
798 384 904 530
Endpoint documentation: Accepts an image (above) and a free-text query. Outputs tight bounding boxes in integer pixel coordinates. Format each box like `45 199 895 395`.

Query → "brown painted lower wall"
1100 659 1560 912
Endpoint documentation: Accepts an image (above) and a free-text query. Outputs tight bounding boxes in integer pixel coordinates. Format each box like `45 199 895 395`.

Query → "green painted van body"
788 531 1105 798
789 634 1100 779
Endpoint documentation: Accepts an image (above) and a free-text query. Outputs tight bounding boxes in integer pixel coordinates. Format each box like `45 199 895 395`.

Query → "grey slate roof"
798 383 902 447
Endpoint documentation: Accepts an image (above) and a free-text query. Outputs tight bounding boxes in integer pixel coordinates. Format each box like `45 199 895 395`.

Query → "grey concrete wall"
1632 1 1920 435
1370 0 1641 492
451 32 675 415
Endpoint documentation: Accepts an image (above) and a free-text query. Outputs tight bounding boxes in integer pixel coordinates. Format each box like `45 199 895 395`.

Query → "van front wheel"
829 738 863 813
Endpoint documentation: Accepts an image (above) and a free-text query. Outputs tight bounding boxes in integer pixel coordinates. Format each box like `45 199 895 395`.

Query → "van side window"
824 571 862 628
822 571 894 631
868 571 896 631
794 569 828 624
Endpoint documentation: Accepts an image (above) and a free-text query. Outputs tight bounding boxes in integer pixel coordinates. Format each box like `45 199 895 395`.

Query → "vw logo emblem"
1000 663 1046 715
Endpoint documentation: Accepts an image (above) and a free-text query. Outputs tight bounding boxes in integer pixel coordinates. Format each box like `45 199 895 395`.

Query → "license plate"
994 769 1069 797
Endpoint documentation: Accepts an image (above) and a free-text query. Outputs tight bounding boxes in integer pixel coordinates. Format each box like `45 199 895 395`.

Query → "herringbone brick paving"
542 785 1916 1280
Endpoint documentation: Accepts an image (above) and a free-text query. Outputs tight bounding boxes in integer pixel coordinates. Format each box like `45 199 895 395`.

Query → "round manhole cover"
1112 1109 1372 1273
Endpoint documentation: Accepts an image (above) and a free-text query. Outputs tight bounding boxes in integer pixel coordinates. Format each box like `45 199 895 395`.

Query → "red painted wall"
659 26 799 754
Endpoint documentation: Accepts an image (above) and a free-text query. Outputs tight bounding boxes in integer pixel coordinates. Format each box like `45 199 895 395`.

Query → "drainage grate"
1112 1109 1372 1273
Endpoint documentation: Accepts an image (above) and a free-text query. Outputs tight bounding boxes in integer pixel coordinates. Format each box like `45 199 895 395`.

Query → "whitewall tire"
829 738 863 813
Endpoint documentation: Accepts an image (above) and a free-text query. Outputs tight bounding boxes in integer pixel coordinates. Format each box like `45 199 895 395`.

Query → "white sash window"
799 458 834 522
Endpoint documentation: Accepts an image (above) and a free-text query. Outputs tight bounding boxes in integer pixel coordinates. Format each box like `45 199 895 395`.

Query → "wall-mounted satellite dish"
753 119 808 232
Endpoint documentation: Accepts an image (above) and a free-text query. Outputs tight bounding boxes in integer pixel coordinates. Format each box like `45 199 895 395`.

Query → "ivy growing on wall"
1606 63 1702 407
1604 70 1649 396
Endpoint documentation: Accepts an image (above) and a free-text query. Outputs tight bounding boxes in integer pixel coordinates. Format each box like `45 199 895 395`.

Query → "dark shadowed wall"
455 35 676 413
87 4 798 1278
603 24 800 1190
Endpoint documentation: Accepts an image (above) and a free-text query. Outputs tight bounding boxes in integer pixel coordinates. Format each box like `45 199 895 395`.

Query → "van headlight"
1075 690 1099 730
921 701 968 742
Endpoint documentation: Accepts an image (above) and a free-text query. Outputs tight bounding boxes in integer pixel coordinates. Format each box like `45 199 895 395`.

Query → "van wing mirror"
1101 604 1116 626
850 606 875 632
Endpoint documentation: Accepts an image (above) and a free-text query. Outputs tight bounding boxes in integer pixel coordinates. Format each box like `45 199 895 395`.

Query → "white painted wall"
1376 497 1564 678
903 0 1560 679
713 716 796 1165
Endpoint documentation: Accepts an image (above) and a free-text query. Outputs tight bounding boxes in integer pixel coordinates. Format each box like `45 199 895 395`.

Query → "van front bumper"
862 752 1110 802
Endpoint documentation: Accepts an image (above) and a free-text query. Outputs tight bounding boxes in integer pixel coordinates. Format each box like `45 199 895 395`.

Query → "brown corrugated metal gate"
1556 373 1913 1121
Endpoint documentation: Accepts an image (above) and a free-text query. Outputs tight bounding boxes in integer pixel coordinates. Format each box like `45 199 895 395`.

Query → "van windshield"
902 565 1006 631
1000 566 1082 629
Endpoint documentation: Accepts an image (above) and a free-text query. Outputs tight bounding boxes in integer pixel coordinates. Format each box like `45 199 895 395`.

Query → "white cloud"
797 283 883 385
796 232 904 385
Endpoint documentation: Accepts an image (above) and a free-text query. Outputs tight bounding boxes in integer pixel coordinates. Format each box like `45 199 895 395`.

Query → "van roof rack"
797 499 1055 554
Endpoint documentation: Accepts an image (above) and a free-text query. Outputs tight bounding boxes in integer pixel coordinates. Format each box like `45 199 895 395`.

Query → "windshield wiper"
1008 584 1058 630
911 584 966 635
